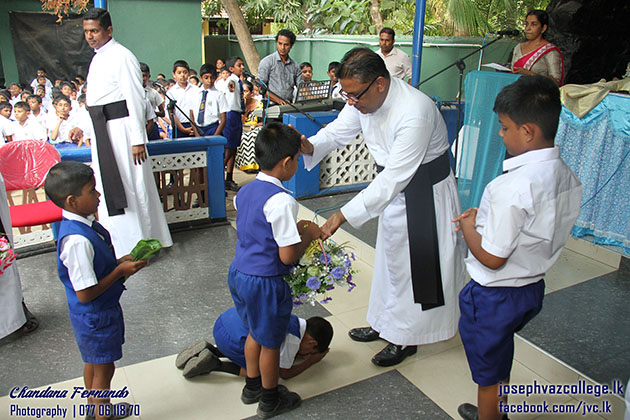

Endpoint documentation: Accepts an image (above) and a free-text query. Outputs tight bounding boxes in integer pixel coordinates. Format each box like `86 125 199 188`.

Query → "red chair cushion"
9 200 63 227
0 140 61 191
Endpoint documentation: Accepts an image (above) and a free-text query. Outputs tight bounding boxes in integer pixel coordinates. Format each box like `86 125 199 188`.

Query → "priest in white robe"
83 8 172 257
301 48 467 367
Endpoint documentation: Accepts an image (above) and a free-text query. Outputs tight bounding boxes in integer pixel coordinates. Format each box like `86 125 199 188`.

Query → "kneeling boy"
453 75 582 420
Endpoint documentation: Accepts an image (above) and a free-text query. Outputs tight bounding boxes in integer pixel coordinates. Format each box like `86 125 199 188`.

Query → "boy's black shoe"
371 343 417 366
256 390 302 419
225 180 240 192
457 403 509 420
241 384 289 405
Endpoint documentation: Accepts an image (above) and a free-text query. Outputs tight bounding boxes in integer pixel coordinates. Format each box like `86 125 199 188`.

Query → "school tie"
92 220 113 249
198 90 207 125
238 80 245 111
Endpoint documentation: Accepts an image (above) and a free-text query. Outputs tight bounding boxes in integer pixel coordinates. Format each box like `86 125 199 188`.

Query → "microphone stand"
244 73 325 128
415 34 505 171
153 83 201 138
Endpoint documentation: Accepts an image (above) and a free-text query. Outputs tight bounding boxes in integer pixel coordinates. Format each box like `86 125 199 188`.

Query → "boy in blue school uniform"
45 162 148 420
229 122 323 418
176 307 333 380
222 56 245 191
453 75 583 420
196 63 228 137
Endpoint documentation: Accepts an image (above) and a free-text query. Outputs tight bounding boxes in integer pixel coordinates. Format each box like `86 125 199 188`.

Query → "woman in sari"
511 10 564 85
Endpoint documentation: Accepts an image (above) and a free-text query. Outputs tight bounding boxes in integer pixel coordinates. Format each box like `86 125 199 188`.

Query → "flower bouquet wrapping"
0 233 17 276
285 239 357 306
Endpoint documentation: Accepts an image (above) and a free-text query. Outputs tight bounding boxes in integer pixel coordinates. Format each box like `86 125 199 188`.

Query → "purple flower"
319 253 330 265
344 258 352 269
298 292 307 300
324 276 334 285
351 252 356 261
293 300 304 307
320 297 332 304
331 267 345 279
306 276 321 290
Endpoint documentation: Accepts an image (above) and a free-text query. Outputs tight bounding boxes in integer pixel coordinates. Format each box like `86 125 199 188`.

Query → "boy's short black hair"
157 73 166 79
306 317 333 353
493 75 561 142
255 122 301 170
225 56 242 72
300 62 312 70
38 67 47 73
0 102 13 112
60 81 74 90
139 62 150 74
328 61 340 73
78 94 86 104
189 75 199 84
27 94 42 104
45 162 95 209
83 8 112 30
199 63 217 77
173 60 190 73
13 101 30 112
276 29 296 46
0 90 10 101
53 95 71 105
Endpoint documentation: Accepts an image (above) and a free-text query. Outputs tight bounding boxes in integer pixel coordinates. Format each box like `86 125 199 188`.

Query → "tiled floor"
1 180 628 420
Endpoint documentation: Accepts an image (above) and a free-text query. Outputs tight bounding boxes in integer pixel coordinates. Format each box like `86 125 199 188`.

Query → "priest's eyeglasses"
339 77 379 102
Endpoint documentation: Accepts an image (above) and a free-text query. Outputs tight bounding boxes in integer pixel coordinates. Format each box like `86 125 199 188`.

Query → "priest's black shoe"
371 343 417 366
348 326 380 342
457 403 509 420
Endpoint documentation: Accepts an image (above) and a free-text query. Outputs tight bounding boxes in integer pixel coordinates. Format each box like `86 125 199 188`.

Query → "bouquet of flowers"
0 233 17 276
285 239 357 306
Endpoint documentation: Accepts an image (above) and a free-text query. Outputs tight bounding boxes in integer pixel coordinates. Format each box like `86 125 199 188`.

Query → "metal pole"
411 0 427 87
94 0 107 8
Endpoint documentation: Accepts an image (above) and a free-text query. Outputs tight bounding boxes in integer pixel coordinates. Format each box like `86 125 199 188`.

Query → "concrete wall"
206 35 518 101
0 0 202 85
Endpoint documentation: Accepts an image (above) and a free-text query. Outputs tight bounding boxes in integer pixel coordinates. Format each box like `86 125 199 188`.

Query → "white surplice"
304 77 467 345
0 173 26 338
86 38 172 257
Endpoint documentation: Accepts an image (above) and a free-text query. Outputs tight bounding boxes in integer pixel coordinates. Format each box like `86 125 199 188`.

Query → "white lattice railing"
319 133 377 188
151 151 207 170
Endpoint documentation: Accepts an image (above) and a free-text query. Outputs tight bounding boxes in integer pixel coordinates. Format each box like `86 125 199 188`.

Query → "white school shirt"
31 77 53 91
224 74 243 113
279 317 307 369
145 86 164 111
30 109 48 128
0 116 14 144
59 210 100 291
167 82 200 123
197 86 229 126
233 172 301 247
46 112 80 143
11 117 47 141
465 147 583 287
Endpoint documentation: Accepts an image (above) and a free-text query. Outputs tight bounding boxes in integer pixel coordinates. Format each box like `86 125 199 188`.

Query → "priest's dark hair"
255 122 301 171
493 75 561 143
83 8 112 30
306 317 333 353
45 162 95 209
337 48 390 83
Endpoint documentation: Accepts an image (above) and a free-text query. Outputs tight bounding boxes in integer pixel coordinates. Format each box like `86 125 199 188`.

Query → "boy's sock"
260 386 279 405
241 376 263 404
246 375 261 391
226 172 233 182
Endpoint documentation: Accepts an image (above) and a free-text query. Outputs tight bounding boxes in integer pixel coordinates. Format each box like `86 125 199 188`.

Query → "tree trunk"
369 0 384 34
220 0 261 75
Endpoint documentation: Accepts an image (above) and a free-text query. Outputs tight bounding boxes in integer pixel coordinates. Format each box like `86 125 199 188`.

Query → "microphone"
242 70 256 81
492 29 520 36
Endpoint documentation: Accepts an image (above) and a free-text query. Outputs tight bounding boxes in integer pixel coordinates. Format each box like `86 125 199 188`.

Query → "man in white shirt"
300 48 466 367
375 27 412 83
83 8 172 257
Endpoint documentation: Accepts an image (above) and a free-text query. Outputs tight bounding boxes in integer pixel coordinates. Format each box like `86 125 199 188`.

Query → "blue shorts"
227 265 292 348
459 279 544 386
213 307 248 368
199 122 219 137
223 111 243 150
69 304 125 364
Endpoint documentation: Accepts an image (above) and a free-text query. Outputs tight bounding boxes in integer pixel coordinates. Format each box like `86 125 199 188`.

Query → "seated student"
242 80 262 126
0 90 11 103
327 62 343 100
8 82 23 105
188 75 200 87
19 89 32 103
27 94 47 129
176 307 333 380
214 67 230 95
35 75 52 99
35 84 53 113
75 74 86 93
167 60 200 138
47 95 80 147
75 94 93 147
0 102 14 143
11 101 47 141
196 63 228 137
223 56 246 191
453 76 582 420
30 67 53 92
44 161 147 420
59 81 80 115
